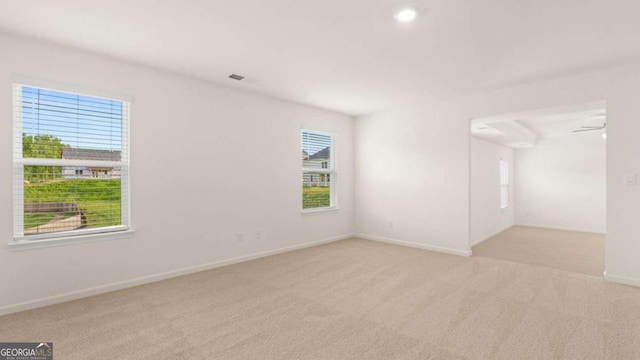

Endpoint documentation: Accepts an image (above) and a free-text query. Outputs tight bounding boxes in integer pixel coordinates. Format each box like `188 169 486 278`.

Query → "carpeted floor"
472 226 605 276
1 238 639 359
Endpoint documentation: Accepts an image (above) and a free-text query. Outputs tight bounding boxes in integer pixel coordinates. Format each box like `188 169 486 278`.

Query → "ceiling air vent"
229 74 245 81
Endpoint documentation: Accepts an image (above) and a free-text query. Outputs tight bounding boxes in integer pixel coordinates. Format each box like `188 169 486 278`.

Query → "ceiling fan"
572 122 606 133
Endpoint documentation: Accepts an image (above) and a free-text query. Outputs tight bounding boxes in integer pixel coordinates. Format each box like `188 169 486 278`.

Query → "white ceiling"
515 111 606 139
471 102 606 148
1 1 640 116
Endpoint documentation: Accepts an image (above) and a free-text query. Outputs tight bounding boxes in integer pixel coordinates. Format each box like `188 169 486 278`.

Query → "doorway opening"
469 101 606 276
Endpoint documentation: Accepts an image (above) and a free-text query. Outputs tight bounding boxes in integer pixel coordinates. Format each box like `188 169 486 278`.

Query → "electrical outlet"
625 173 637 186
255 230 262 240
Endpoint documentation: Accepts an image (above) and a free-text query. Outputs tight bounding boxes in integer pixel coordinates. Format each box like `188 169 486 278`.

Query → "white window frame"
10 83 133 250
499 159 509 210
302 129 337 213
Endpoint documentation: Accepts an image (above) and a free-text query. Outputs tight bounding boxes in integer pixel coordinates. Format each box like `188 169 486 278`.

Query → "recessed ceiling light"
394 8 417 22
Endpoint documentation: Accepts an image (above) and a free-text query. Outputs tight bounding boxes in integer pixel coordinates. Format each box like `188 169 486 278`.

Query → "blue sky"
22 86 123 151
302 130 331 157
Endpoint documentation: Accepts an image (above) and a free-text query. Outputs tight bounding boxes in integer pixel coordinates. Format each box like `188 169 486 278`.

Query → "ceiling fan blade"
575 123 606 132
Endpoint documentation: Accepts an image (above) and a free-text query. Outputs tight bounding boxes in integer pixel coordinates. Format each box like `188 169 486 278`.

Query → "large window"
13 84 130 243
302 130 336 210
499 159 509 209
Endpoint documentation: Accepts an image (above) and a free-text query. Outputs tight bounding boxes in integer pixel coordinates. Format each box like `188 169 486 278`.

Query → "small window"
500 159 509 209
302 130 336 210
13 84 130 242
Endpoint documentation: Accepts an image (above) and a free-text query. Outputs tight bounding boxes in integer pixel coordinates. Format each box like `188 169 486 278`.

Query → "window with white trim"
302 130 336 210
13 84 130 242
499 159 509 209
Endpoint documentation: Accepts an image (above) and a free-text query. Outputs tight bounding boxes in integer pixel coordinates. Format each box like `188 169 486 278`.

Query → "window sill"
301 207 340 214
8 229 135 251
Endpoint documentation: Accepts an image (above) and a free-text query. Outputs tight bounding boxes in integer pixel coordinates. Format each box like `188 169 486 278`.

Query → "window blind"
302 130 335 209
13 84 130 240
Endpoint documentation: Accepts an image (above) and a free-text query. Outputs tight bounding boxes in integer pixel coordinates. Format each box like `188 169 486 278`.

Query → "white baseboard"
604 272 640 287
0 233 354 316
356 233 472 257
515 223 606 235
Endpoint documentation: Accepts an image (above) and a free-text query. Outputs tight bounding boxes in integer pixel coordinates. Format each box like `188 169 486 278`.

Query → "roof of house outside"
308 147 330 161
62 148 121 161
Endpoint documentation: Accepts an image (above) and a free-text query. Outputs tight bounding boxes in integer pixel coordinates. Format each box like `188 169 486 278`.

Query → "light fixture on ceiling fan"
573 122 606 139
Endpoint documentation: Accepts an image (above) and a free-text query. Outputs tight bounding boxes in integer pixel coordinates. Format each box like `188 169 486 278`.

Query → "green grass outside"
303 186 330 209
24 213 55 229
24 179 121 230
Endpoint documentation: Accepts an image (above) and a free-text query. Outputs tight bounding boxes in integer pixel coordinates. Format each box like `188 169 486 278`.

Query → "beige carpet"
472 226 605 277
2 238 639 359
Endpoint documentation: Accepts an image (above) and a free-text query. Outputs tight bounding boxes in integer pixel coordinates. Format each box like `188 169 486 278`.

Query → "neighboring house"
62 148 122 179
303 146 330 187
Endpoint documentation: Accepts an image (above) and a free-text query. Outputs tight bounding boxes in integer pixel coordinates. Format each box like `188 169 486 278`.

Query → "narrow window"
499 159 509 209
302 130 336 210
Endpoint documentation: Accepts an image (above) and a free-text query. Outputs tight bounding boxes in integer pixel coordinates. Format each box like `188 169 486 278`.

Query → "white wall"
514 133 606 233
355 62 640 286
0 32 354 313
470 138 514 246
354 102 472 256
